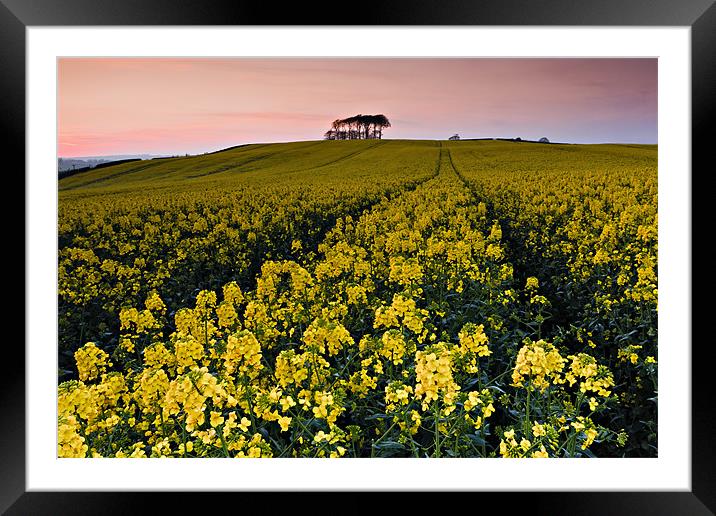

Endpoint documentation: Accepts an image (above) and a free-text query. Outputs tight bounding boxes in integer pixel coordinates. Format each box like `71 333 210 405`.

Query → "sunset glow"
58 58 657 157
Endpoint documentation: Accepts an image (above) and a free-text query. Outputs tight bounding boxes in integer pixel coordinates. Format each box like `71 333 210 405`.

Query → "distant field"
58 140 658 459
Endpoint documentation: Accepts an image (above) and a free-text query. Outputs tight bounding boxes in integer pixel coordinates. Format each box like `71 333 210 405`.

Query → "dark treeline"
324 114 391 140
58 158 142 180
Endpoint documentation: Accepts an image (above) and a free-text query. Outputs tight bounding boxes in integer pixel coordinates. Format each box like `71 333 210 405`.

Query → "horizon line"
58 137 658 159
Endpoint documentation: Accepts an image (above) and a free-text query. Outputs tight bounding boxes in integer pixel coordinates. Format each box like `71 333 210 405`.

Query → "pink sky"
58 58 657 157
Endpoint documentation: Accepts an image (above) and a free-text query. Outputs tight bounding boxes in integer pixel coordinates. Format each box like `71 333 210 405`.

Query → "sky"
58 58 657 157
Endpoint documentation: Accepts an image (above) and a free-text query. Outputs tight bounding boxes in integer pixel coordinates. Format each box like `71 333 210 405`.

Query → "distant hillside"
58 139 657 195
58 154 171 174
58 140 395 191
58 157 113 172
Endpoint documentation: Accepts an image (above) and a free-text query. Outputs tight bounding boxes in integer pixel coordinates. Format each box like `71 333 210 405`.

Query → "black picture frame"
4 0 712 513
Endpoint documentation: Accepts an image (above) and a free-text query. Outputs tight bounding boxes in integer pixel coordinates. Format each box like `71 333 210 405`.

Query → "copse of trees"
324 114 391 140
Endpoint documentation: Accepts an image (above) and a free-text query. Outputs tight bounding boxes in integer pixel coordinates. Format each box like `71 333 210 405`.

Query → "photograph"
5 0 711 509
56 57 658 460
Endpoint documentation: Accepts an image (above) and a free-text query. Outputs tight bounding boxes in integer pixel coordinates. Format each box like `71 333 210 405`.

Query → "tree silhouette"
323 114 391 140
373 114 391 139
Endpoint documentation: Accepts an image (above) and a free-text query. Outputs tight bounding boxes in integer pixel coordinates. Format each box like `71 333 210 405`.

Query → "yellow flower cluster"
223 330 263 378
379 329 415 365
302 317 354 356
456 323 491 373
414 343 459 412
499 428 550 458
463 389 495 430
74 343 112 382
617 344 643 365
374 294 428 339
565 354 615 397
385 381 414 412
511 339 566 392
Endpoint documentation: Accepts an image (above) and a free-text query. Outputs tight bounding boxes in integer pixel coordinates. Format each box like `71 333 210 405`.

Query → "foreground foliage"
58 140 657 458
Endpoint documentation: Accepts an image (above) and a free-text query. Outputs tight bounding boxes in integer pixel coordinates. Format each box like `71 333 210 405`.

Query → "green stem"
433 402 441 458
182 413 189 456
525 387 531 436
218 426 230 457
402 408 419 458
159 409 168 438
371 419 400 457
